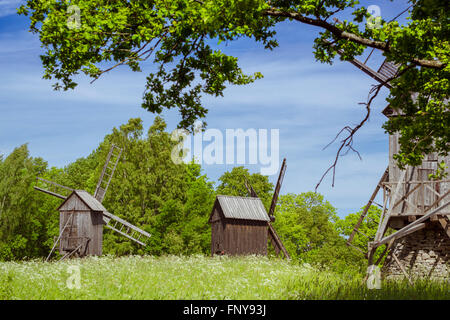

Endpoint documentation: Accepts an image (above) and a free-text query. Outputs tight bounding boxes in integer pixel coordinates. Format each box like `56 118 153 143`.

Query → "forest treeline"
0 117 382 273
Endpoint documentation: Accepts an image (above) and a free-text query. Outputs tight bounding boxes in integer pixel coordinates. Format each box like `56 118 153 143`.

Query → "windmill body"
35 145 150 260
57 190 106 256
209 159 290 259
209 195 270 256
340 50 449 280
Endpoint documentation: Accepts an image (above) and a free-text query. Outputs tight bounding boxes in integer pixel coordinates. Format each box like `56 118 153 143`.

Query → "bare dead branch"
315 64 414 191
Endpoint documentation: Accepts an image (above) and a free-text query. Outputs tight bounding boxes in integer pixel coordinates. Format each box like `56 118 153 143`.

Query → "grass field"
0 255 448 300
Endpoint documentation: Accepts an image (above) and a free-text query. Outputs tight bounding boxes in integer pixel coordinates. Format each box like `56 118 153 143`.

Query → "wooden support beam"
427 189 450 212
36 177 74 192
392 253 413 286
103 211 151 238
374 238 395 266
46 212 74 261
34 186 67 200
376 223 426 247
347 242 366 256
367 242 376 266
390 183 422 212
438 217 450 238
94 145 122 203
372 201 383 208
355 228 370 239
374 201 450 248
374 168 408 242
268 223 290 260
348 167 388 244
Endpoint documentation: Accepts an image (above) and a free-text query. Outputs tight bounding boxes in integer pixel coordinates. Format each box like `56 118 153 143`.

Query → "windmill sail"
94 144 122 203
34 177 74 200
102 211 151 246
266 158 290 259
346 54 392 87
324 39 399 88
343 54 399 87
377 59 399 81
268 158 287 217
244 177 258 198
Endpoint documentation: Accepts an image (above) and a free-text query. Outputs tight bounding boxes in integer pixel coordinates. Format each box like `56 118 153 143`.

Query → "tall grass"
0 255 448 300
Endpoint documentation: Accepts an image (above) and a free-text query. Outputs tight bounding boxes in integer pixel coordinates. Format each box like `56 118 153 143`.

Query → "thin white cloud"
0 31 39 54
0 0 24 18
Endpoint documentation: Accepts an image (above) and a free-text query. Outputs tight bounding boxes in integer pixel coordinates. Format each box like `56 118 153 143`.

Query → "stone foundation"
382 221 449 281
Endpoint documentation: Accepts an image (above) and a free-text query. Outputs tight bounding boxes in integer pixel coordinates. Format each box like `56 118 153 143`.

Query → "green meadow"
0 255 448 300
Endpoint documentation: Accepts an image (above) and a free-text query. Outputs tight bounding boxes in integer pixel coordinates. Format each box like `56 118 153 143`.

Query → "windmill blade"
377 59 400 81
102 211 151 246
244 177 258 198
268 158 287 217
34 177 74 200
94 144 122 203
347 53 399 87
323 39 399 88
343 53 394 88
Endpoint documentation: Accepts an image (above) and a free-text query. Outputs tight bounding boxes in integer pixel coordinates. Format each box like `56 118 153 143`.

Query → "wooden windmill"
34 145 151 260
209 159 290 259
335 43 450 280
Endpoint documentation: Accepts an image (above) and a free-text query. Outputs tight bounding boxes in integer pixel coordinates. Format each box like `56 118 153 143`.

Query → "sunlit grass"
0 255 448 300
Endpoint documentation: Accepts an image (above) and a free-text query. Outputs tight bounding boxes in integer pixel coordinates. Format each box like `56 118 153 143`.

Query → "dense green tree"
180 162 216 254
273 192 337 256
0 145 50 260
216 166 273 209
18 0 449 173
273 192 365 271
335 205 389 265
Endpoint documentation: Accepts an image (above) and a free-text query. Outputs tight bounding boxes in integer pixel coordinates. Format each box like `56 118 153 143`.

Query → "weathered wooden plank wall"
58 194 103 256
221 220 267 256
388 133 450 217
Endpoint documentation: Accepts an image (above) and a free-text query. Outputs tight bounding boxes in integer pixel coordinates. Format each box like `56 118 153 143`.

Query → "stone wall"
382 221 449 281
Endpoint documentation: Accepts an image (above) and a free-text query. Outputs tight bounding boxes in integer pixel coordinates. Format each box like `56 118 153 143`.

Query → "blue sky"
0 0 412 217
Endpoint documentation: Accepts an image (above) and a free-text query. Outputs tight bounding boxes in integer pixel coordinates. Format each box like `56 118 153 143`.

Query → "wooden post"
392 253 414 286
374 168 408 242
438 217 450 238
348 167 388 245
46 212 74 262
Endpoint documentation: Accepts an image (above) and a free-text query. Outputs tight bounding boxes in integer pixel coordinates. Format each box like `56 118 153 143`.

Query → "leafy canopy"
18 0 449 172
273 192 366 271
216 166 274 209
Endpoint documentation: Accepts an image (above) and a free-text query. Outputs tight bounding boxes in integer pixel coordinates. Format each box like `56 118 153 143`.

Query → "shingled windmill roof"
210 195 270 222
57 190 107 212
